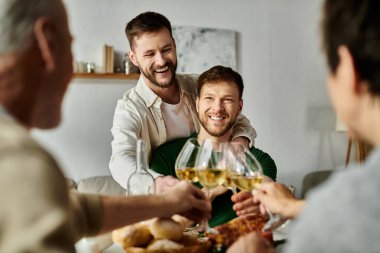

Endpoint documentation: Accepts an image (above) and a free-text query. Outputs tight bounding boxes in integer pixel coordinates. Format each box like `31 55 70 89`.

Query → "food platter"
112 217 211 253
206 214 273 251
111 214 276 253
125 236 210 253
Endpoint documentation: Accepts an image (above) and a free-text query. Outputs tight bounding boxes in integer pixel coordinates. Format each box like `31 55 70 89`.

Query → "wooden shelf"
74 73 139 80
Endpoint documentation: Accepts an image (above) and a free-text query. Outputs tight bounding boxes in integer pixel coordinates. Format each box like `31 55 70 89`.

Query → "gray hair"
0 0 62 53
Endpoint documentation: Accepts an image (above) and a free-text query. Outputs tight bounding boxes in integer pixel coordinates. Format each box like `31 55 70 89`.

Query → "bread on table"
147 239 184 251
112 223 152 248
111 217 210 252
149 218 183 241
171 214 194 229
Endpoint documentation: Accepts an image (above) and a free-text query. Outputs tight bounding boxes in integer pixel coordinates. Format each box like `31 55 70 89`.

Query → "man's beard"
199 115 237 138
140 61 177 88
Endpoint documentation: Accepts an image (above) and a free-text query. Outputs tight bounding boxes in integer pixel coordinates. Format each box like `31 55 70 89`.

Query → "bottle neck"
136 139 149 173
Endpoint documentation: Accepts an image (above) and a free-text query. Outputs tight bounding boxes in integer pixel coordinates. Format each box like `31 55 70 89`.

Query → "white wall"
32 0 348 194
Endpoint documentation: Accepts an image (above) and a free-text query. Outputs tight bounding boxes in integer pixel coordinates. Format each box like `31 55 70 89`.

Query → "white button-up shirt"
109 74 257 190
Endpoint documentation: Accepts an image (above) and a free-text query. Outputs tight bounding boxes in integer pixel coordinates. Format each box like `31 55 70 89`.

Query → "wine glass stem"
265 206 274 219
200 188 212 231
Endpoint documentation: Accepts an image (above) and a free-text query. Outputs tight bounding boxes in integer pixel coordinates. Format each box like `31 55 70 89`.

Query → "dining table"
75 220 291 253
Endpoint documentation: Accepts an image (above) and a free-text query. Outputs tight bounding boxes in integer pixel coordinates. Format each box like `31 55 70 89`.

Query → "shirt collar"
135 74 189 107
135 75 160 107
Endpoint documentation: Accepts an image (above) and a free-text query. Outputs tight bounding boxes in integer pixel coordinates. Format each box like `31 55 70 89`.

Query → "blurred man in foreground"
228 0 380 252
0 1 210 252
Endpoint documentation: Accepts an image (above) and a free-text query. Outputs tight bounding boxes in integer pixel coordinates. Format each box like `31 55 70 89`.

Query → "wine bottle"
127 139 155 195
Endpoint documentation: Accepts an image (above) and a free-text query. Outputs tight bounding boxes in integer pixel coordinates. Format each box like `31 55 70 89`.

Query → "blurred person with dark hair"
228 0 380 252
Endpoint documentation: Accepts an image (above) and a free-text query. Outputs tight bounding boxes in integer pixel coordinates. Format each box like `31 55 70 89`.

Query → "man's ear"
33 17 57 72
238 99 243 113
128 50 139 67
196 97 199 113
337 46 361 94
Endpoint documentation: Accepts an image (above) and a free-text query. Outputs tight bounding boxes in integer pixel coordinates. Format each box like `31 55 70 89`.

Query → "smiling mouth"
155 66 169 73
209 115 226 121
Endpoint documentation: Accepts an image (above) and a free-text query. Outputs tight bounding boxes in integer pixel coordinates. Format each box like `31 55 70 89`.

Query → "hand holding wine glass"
228 144 282 231
253 182 304 220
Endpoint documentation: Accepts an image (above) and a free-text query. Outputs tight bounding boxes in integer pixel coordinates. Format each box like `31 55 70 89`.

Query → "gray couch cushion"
77 176 126 196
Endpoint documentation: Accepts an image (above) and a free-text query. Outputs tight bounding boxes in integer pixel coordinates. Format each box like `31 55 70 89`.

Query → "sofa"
74 176 126 196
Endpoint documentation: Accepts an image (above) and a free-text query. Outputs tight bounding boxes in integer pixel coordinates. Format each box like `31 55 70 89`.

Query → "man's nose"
155 52 166 66
212 99 224 111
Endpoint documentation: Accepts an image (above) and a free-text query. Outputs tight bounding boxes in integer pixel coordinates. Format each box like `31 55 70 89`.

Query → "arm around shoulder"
231 114 257 146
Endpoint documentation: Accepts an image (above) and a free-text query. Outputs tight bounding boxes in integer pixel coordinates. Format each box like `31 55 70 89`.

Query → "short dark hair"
322 0 380 95
198 65 244 99
125 12 173 49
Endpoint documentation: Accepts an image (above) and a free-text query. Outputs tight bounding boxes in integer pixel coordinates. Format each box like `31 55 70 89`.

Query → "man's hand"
254 182 304 219
155 176 180 194
231 176 274 216
231 191 260 216
163 181 211 223
227 232 276 253
203 185 228 201
231 136 250 149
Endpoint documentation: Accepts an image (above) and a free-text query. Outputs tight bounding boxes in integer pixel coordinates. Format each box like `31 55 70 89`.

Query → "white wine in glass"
223 145 239 193
175 138 200 183
231 174 263 191
176 167 198 182
228 144 264 191
197 168 227 188
195 139 228 233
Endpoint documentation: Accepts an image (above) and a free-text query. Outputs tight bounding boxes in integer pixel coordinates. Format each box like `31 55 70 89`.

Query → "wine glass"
228 145 281 232
175 138 199 183
223 144 238 194
229 145 263 191
195 139 228 233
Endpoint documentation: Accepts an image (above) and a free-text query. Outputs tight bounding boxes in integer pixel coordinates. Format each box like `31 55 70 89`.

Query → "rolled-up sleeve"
231 114 257 146
69 192 102 239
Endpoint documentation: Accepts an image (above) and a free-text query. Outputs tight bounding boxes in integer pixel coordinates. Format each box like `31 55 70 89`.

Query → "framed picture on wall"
173 26 237 74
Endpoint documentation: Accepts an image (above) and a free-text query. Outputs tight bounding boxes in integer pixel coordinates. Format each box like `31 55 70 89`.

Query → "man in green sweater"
150 65 277 227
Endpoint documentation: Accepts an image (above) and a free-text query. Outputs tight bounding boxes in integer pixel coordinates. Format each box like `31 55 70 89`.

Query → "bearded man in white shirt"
110 12 257 193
